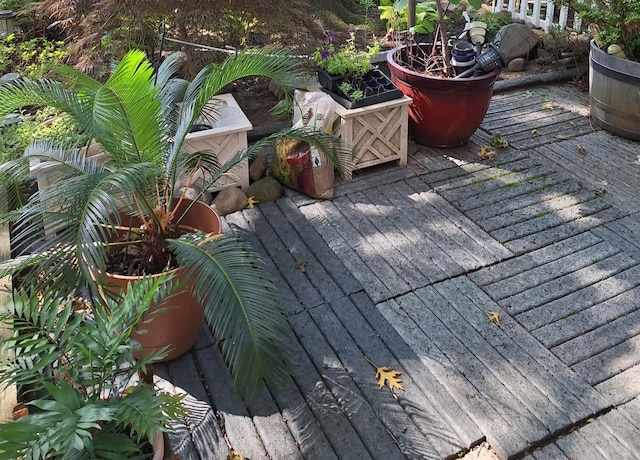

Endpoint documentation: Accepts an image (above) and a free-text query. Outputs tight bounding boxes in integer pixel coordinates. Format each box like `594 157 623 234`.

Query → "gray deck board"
290 309 406 459
139 80 640 459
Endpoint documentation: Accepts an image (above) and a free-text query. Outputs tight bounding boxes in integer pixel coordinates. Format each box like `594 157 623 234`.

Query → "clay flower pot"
387 44 501 147
100 198 221 361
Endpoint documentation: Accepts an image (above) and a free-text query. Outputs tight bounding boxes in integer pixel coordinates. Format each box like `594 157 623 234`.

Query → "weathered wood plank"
423 280 589 432
500 252 636 316
551 308 640 366
531 442 571 460
571 335 640 386
297 201 396 303
554 430 613 460
503 207 622 255
166 353 230 459
441 277 598 423
377 293 533 460
463 178 581 222
468 231 602 287
479 240 619 304
192 345 270 459
259 201 346 302
223 209 305 316
326 295 473 458
530 276 640 346
275 197 362 296
596 365 640 407
332 194 429 291
349 291 484 448
289 309 405 459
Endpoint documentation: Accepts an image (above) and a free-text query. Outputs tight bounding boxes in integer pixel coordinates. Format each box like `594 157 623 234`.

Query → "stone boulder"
211 187 248 216
494 23 540 65
249 152 269 182
248 177 282 205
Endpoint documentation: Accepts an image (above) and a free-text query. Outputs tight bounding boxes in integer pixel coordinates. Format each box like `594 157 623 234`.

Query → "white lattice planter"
333 96 412 180
184 93 252 192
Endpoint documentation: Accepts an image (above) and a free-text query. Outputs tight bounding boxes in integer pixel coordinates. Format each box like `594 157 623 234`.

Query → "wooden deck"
136 81 640 459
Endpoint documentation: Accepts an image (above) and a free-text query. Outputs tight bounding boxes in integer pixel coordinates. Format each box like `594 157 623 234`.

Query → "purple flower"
321 50 329 59
327 33 335 42
346 29 353 36
385 32 393 41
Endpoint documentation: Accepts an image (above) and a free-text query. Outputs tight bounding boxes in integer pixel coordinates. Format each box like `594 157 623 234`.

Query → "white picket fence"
491 0 583 32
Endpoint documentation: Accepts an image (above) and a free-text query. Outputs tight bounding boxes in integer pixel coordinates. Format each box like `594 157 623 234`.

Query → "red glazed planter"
387 45 501 148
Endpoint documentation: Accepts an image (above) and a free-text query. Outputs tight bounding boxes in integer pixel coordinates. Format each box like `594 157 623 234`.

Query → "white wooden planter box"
333 96 412 180
184 93 252 192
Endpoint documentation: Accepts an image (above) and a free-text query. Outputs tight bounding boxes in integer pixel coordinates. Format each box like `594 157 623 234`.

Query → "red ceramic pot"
387 44 501 148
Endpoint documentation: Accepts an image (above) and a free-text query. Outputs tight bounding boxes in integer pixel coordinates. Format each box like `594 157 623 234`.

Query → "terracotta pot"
151 431 164 460
387 44 501 147
100 198 221 361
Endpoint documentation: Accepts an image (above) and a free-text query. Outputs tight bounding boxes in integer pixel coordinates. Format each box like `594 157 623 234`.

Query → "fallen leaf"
577 144 586 154
246 196 259 209
522 90 534 98
490 133 509 148
294 261 307 272
595 189 607 197
375 366 404 392
531 129 540 135
478 146 496 160
487 311 502 326
542 102 553 110
227 451 245 460
554 134 575 140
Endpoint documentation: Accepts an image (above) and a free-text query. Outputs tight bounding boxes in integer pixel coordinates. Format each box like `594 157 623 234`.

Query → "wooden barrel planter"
589 40 640 141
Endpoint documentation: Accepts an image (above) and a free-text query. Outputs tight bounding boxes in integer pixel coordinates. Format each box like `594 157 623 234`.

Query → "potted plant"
0 47 350 401
0 276 185 459
313 30 402 108
562 0 640 140
381 0 506 147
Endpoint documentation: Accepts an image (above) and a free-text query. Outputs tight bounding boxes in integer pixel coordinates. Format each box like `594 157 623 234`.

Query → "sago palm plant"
0 48 350 401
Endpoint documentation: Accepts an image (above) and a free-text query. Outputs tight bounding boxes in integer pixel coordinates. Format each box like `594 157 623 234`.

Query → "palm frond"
168 232 290 401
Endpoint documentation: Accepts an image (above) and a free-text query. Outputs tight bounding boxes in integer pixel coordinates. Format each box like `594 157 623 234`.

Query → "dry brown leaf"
487 311 502 326
577 144 586 154
531 129 540 135
477 146 496 160
375 366 404 392
227 451 245 460
294 261 307 272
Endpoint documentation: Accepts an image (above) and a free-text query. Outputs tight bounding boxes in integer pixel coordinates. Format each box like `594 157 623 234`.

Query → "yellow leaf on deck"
542 102 553 110
246 196 259 209
487 311 502 326
375 366 404 392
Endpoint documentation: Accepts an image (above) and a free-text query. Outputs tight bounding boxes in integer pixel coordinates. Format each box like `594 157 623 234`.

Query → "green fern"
0 276 186 459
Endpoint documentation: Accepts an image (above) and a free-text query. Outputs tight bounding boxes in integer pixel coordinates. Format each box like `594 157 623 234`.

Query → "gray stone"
507 57 526 72
247 176 282 205
176 186 212 204
211 187 248 216
249 152 268 182
494 23 540 62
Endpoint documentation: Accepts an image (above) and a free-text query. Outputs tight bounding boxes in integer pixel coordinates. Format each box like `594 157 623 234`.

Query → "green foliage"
338 81 365 101
313 29 381 78
561 0 640 60
379 0 439 35
0 48 351 402
0 34 67 80
0 276 186 459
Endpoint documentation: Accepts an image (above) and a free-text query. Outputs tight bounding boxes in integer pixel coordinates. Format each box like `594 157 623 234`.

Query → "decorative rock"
494 23 540 61
211 187 248 216
176 186 212 204
507 57 526 72
249 152 268 182
248 177 282 205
